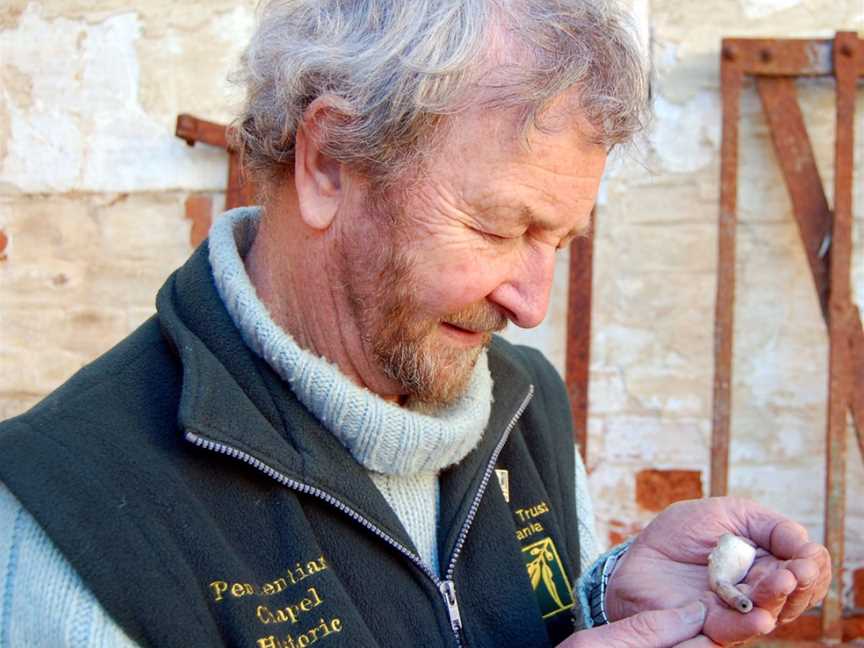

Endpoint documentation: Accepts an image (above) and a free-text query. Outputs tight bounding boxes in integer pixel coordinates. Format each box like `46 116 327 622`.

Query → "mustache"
444 304 509 334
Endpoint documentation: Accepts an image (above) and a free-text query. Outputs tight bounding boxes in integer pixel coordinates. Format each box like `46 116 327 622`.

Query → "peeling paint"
0 4 227 193
649 92 721 173
0 5 88 190
1 64 33 109
211 6 255 47
738 0 804 20
0 94 9 165
0 2 26 30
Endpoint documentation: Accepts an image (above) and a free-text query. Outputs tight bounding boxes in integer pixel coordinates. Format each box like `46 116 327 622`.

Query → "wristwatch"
576 540 633 629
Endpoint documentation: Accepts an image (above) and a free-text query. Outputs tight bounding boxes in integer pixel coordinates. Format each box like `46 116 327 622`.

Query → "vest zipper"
439 579 464 640
184 386 533 647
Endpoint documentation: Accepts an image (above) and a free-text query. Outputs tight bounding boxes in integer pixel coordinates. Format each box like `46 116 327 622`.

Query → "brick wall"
1 0 862 613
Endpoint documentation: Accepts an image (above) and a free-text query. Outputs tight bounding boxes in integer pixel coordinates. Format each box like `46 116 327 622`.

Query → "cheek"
410 254 507 312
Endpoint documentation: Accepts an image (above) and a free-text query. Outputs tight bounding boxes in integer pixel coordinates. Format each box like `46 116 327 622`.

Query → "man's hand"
557 601 708 647
605 497 831 645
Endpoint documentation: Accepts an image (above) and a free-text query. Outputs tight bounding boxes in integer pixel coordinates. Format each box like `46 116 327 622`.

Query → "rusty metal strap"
722 36 864 76
566 222 595 462
755 78 831 313
820 30 859 642
175 114 257 210
711 55 743 497
176 114 230 150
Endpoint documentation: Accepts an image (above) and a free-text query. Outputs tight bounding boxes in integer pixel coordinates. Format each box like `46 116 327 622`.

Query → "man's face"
338 102 607 407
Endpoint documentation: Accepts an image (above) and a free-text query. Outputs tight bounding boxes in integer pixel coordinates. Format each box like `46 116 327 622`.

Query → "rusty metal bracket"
566 216 595 461
176 114 229 149
175 114 257 213
821 30 858 643
711 46 743 499
755 77 864 448
712 32 863 645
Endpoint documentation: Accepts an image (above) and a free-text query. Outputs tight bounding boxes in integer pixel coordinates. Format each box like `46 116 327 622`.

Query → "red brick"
608 519 642 547
845 615 864 641
608 528 626 547
854 568 864 609
758 609 864 642
768 613 820 640
635 469 702 512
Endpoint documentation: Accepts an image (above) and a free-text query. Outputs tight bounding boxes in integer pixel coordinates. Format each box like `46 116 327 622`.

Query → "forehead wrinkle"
515 157 604 180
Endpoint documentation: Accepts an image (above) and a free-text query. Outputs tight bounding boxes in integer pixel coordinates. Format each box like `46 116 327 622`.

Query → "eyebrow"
517 203 593 241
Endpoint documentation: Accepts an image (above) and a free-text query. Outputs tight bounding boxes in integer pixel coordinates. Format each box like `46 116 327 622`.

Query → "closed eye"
475 228 520 244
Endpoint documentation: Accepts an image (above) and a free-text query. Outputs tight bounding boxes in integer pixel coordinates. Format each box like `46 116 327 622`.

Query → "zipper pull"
439 579 464 636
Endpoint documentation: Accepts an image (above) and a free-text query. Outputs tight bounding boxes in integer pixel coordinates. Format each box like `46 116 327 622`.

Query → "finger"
562 602 706 648
777 557 820 623
702 594 776 644
797 543 832 604
674 636 722 648
727 498 810 558
746 567 797 617
748 514 810 559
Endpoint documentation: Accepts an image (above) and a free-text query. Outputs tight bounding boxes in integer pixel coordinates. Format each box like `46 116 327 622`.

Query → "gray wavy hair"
233 0 649 191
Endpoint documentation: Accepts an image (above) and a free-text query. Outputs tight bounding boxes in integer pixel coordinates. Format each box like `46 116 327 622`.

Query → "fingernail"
678 601 707 625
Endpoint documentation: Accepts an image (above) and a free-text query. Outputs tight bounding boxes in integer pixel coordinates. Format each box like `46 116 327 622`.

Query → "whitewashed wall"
579 0 864 611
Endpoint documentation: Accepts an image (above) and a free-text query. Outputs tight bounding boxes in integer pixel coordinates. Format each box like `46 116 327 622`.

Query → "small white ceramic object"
708 533 757 613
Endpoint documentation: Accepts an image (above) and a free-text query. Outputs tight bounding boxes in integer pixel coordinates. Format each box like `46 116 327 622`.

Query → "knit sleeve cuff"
572 540 633 631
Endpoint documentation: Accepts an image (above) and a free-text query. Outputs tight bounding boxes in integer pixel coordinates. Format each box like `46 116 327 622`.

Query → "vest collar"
156 240 534 560
207 207 493 476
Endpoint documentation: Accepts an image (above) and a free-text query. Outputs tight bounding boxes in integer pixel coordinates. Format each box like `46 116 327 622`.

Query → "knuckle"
628 611 666 638
724 495 751 510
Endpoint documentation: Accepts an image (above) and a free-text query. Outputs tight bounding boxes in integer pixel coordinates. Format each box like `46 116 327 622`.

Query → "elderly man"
0 1 829 647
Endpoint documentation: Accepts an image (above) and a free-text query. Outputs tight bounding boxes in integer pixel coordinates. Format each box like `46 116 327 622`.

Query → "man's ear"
294 97 347 231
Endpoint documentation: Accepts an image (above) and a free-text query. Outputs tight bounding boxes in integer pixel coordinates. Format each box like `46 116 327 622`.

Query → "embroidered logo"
522 537 574 618
495 469 510 503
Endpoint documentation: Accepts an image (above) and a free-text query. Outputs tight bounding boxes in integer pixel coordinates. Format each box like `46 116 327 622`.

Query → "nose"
487 243 557 329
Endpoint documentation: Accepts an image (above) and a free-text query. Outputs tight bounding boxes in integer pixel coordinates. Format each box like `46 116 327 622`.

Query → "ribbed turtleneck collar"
208 207 493 476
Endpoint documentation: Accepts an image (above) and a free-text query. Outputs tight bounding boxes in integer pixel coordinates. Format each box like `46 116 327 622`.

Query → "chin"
408 343 483 407
374 314 489 408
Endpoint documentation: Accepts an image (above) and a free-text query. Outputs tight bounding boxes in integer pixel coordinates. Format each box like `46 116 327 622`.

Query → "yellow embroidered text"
256 587 323 625
515 501 549 523
514 500 550 541
209 556 329 602
257 617 343 648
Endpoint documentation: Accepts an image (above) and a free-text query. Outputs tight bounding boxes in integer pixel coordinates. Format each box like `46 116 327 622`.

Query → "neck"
207 206 495 478
244 193 406 403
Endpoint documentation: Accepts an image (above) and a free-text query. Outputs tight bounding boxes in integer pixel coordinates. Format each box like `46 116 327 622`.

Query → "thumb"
560 601 707 648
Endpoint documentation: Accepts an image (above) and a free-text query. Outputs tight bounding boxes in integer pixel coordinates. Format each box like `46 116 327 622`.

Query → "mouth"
440 321 487 343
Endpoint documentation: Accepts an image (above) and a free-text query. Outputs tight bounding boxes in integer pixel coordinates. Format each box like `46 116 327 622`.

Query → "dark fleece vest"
0 243 581 648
